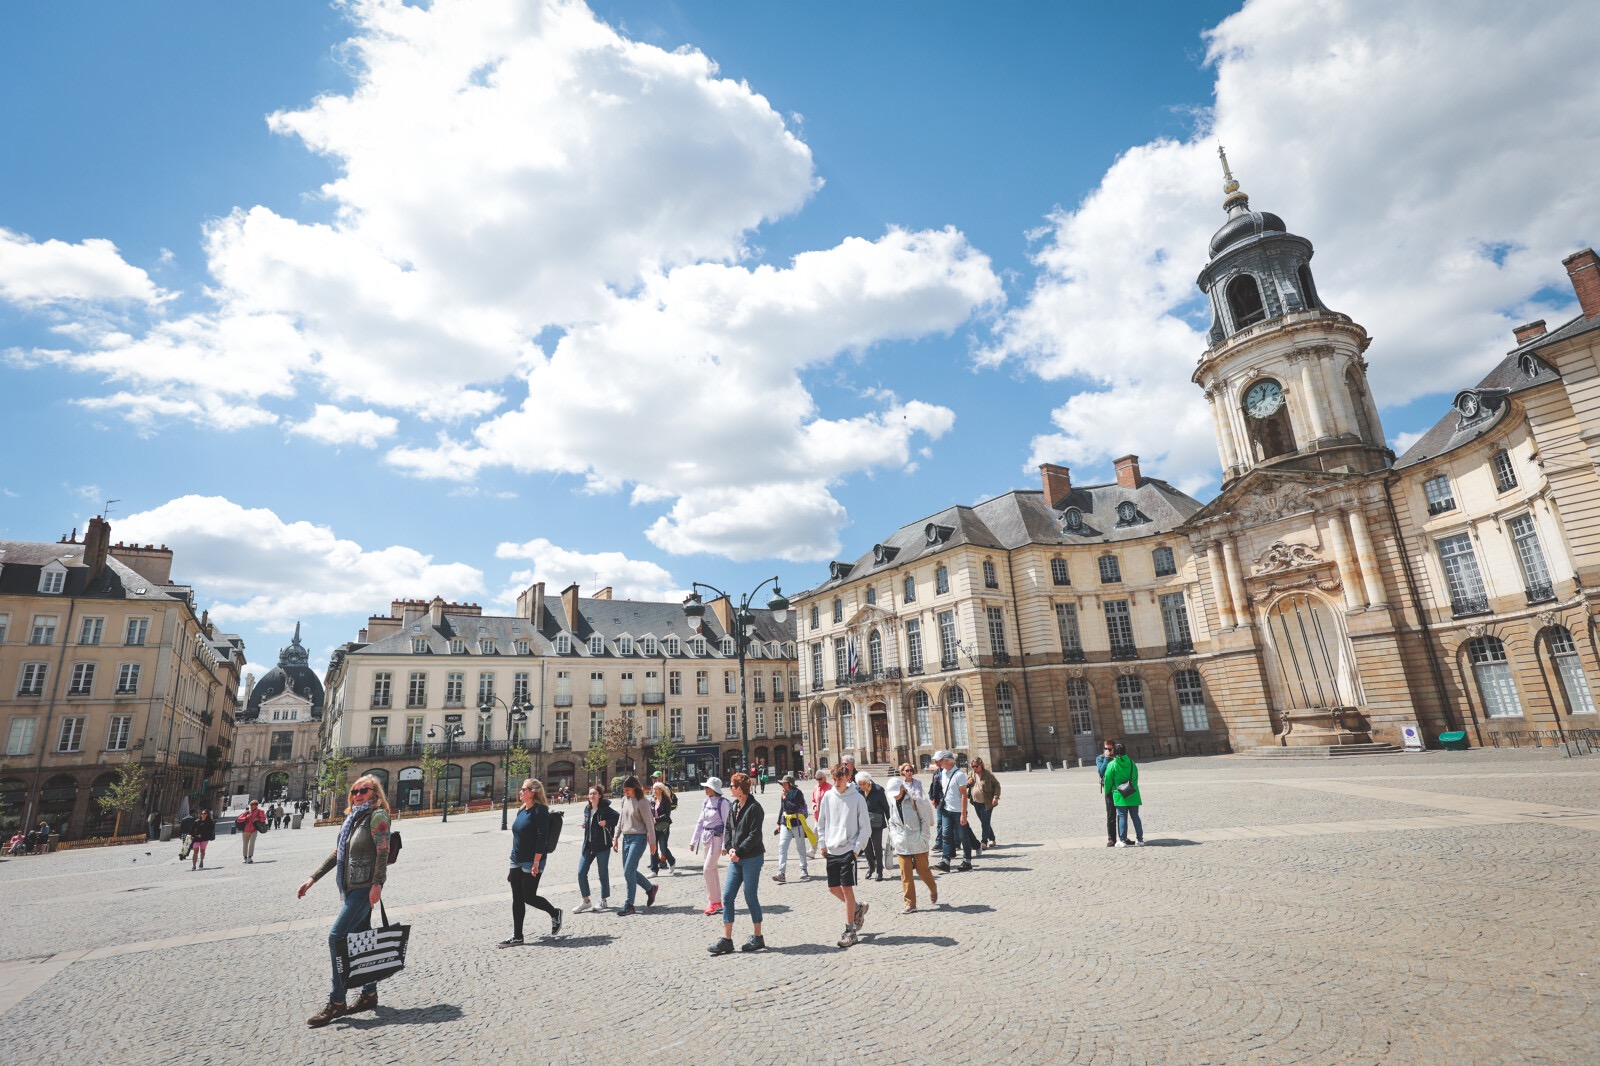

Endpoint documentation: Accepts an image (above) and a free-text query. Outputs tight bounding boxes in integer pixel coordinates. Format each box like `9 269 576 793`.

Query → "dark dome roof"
1209 203 1287 257
243 623 324 720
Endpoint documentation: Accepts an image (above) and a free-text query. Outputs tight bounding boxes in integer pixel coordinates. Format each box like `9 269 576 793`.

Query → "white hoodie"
816 784 870 855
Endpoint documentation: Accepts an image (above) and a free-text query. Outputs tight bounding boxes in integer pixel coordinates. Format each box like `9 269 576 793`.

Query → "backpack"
668 790 678 810
543 809 564 853
929 771 945 807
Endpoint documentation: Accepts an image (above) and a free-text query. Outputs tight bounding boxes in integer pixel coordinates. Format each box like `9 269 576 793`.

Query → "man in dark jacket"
770 775 810 882
1096 739 1117 847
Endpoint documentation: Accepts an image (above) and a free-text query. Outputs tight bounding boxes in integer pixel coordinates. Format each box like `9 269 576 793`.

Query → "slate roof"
0 539 187 603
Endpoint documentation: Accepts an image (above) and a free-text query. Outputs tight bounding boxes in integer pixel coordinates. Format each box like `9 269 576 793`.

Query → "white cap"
701 776 724 794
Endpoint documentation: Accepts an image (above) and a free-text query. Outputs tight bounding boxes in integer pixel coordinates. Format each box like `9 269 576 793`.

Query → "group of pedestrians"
5 822 54 855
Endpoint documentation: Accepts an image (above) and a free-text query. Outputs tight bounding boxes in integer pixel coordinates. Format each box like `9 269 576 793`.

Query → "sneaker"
799 872 811 881
957 862 973 872
854 902 869 931
550 909 563 937
771 873 786 883
347 991 378 1015
702 903 720 915
616 905 637 917
498 935 524 948
306 1001 346 1028
837 925 858 948
708 937 735 956
740 935 767 952
935 861 951 873
902 904 917 914
573 900 593 913
646 883 660 908
597 899 612 911
1133 839 1144 847
1115 840 1131 848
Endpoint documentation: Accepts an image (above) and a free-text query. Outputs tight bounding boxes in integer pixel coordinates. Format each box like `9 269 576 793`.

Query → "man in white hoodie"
817 761 871 947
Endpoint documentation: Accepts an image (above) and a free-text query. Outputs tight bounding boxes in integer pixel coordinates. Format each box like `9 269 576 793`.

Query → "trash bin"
160 824 173 842
292 813 304 830
1439 730 1468 750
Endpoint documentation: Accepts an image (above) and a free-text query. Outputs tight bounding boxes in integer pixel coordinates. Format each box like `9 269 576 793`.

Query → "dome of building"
1208 204 1287 258
243 622 324 720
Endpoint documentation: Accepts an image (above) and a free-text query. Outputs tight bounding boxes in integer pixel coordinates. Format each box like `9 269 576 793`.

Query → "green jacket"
1102 755 1141 807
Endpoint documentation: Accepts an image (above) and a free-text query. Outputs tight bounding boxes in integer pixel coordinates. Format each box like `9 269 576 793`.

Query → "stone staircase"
1240 742 1405 759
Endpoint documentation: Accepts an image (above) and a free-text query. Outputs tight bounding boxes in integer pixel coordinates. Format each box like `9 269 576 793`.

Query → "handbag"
179 835 192 859
334 901 411 986
1116 780 1135 797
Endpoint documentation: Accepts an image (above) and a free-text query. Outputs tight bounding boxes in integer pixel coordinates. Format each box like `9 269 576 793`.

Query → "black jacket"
725 796 765 858
192 816 216 842
777 787 806 824
582 800 619 854
863 785 890 828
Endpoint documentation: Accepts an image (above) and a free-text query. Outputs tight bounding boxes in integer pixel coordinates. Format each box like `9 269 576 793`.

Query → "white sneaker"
573 900 593 913
596 899 611 911
1115 840 1130 848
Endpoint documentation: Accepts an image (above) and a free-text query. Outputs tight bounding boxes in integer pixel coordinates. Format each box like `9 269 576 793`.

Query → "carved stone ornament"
1117 664 1141 679
1238 487 1311 527
1067 667 1086 680
1465 622 1489 639
1264 575 1343 596
1252 540 1324 575
1537 610 1559 629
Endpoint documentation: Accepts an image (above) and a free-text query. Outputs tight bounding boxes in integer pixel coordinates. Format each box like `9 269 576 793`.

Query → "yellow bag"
800 814 817 848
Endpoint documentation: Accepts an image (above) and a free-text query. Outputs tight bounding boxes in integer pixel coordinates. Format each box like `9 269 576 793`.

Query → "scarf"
335 800 373 893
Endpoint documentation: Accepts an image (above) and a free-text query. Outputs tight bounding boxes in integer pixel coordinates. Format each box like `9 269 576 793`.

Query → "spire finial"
1218 144 1249 212
292 620 302 645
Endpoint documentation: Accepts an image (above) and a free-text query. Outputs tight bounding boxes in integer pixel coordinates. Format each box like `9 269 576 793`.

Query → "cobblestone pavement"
2 749 1597 1064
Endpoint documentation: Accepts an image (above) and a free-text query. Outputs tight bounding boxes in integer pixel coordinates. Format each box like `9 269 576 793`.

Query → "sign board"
370 715 389 725
444 713 463 723
1399 723 1424 751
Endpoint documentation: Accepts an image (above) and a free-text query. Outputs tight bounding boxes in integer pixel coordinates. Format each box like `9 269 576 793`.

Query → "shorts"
192 840 208 853
825 850 857 888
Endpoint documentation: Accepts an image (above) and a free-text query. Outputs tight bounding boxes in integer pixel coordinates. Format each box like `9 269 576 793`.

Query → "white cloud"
986 0 1600 491
0 227 166 307
1391 429 1426 455
289 404 399 447
113 495 483 628
495 536 681 601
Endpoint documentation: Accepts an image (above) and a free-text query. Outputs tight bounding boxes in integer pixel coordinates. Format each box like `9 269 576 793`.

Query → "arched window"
1175 670 1207 731
39 774 78 834
839 700 855 749
1297 264 1320 310
1466 636 1522 718
1115 676 1149 734
1548 627 1598 715
946 685 969 748
470 762 495 800
813 703 829 749
913 690 932 747
1227 274 1267 328
363 768 390 792
996 681 1017 746
867 629 883 674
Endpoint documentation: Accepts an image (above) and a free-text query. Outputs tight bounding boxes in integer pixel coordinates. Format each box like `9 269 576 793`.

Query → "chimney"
359 627 369 643
428 596 445 628
110 541 173 584
594 586 613 600
1513 320 1548 345
1565 248 1600 320
561 583 581 631
710 595 734 636
82 516 111 581
1040 463 1073 509
1114 454 1142 489
516 581 546 625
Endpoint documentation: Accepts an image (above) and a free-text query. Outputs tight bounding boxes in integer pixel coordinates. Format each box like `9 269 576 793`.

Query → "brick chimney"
82 516 111 581
1565 248 1600 320
1513 319 1547 345
110 541 172 584
428 596 445 627
516 581 546 625
1114 454 1142 489
1040 463 1073 509
560 583 581 631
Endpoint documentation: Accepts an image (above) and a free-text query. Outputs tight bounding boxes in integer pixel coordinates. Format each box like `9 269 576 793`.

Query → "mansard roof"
1394 342 1565 470
0 540 187 603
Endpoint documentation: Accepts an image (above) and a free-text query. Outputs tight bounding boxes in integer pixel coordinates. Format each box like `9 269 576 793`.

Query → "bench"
1438 730 1469 750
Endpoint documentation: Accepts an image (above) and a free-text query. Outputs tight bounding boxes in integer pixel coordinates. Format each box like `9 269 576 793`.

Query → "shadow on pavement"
936 904 994 914
542 935 615 948
1138 839 1201 847
765 943 836 956
961 865 1028 872
866 934 958 947
341 1004 465 1028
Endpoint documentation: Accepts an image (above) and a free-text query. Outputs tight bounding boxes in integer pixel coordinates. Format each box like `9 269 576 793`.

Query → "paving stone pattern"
1 749 1596 1064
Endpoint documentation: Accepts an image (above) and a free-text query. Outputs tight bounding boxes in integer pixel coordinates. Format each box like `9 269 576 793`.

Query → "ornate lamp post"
478 694 530 830
427 724 465 822
683 577 790 777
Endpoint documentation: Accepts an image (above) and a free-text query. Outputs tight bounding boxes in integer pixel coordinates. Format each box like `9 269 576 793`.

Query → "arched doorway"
84 772 119 838
773 745 788 774
1262 592 1358 712
39 774 78 837
547 761 577 795
470 762 495 801
722 749 742 778
868 701 889 763
264 771 290 802
397 767 424 810
362 768 390 792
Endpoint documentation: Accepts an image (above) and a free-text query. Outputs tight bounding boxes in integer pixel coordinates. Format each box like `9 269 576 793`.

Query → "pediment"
1188 468 1359 531
844 603 898 628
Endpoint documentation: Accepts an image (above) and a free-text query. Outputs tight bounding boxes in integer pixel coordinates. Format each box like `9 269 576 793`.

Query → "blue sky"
2 0 1595 685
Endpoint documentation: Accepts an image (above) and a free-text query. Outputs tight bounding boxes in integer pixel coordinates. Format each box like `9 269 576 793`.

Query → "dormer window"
1116 502 1138 526
641 637 658 656
689 636 707 656
663 636 680 656
720 637 736 656
588 635 605 655
1062 508 1084 534
555 634 573 654
924 523 953 546
450 638 466 655
829 561 855 580
411 638 428 654
514 640 530 655
478 638 495 654
1520 353 1552 379
39 565 66 595
873 543 899 566
618 636 634 656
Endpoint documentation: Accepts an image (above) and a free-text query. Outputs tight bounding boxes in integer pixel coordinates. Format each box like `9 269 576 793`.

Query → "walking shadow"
935 904 994 914
341 1004 464 1028
765 943 836 956
864 934 958 947
542 934 615 948
1137 839 1200 847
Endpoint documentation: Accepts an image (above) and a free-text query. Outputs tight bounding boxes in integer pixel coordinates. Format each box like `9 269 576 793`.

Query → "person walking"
758 767 769 794
650 779 678 876
189 809 215 870
613 776 660 916
237 799 267 863
770 774 811 883
709 772 767 955
574 784 618 912
808 768 832 859
967 757 1001 849
689 777 732 915
296 774 391 1028
817 762 870 948
932 752 974 873
885 770 937 912
1103 742 1144 847
178 809 197 861
1096 739 1117 848
501 779 562 947
857 771 889 881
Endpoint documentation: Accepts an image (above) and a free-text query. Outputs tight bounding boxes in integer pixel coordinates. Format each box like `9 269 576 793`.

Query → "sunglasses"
350 787 372 796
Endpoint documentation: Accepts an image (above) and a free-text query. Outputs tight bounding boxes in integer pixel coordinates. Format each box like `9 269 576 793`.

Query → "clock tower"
1192 150 1390 484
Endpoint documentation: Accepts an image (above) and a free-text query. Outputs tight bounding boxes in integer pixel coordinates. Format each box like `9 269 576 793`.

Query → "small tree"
96 761 147 838
418 749 445 811
318 751 354 815
650 732 683 784
506 745 533 799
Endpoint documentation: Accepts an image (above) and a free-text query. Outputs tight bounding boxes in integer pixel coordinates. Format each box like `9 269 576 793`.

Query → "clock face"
1244 379 1285 419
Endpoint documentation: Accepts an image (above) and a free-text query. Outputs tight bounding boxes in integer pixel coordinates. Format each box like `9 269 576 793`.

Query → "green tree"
419 749 445 811
650 732 682 784
506 745 533 799
95 761 146 838
318 750 354 814
583 716 637 784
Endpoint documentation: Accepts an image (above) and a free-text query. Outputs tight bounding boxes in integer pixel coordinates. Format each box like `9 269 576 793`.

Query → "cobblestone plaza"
2 749 1596 1064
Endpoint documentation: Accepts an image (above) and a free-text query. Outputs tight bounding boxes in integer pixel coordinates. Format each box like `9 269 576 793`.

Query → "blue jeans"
939 808 973 864
973 800 995 845
577 847 611 901
328 887 377 1004
721 855 764 923
621 833 654 907
1116 806 1144 842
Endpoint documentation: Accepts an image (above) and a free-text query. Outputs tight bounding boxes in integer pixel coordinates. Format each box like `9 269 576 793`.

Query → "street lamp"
478 694 530 830
683 577 790 777
427 724 466 823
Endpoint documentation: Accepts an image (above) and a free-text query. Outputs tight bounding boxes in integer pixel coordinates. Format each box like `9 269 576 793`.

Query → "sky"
2 0 1596 687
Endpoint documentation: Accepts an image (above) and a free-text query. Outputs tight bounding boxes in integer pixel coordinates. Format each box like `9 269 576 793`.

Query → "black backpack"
543 809 564 853
929 771 945 807
388 828 402 864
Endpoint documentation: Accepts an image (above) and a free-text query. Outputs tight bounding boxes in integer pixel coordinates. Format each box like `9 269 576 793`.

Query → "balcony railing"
553 740 573 750
907 662 925 676
620 693 638 705
370 698 391 709
1061 648 1085 664
553 694 573 707
1110 644 1139 661
939 655 959 672
990 651 1012 666
843 667 903 687
589 694 607 706
339 738 542 760
753 692 766 702
642 691 665 704
812 681 824 692
697 733 713 742
1451 594 1492 618
1166 640 1194 656
1525 582 1556 605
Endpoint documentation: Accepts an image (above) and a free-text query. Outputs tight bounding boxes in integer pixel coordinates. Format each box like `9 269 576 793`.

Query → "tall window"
670 670 682 696
68 663 95 696
58 716 86 753
1098 555 1122 584
696 670 709 695
817 709 829 749
115 663 141 695
31 617 57 645
947 686 969 748
1175 670 1207 731
407 672 427 707
1437 534 1489 615
986 606 1008 659
79 617 104 645
867 630 883 674
906 619 924 674
1549 627 1597 715
1508 514 1554 602
1226 273 1267 327
590 711 604 742
914 690 932 746
670 708 683 740
445 672 464 706
107 714 132 751
1491 450 1518 493
833 598 844 623
6 718 37 755
1067 678 1093 735
368 720 388 748
371 672 392 708
1152 546 1177 577
1050 558 1070 586
983 560 999 588
996 681 1017 746
1159 592 1193 654
833 638 848 683
1116 675 1149 733
269 731 293 761
697 706 710 739
406 715 425 745
1104 600 1136 658
1424 475 1456 515
754 707 765 736
645 707 660 740
478 672 495 706
591 671 606 702
903 575 916 603
935 566 950 595
809 605 819 630
723 670 737 695
937 611 958 670
18 663 48 697
840 701 855 748
1467 636 1522 717
1056 603 1083 661
772 671 783 699
554 710 570 744
125 618 149 646
511 670 530 703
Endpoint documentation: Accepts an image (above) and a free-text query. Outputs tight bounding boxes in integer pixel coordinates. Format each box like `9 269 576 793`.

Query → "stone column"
1317 351 1347 436
1325 510 1362 611
1346 507 1387 607
1294 353 1329 441
1207 543 1237 629
1208 387 1241 474
1221 538 1251 627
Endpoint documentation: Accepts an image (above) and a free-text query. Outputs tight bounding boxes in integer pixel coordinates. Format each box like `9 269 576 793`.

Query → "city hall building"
794 170 1600 771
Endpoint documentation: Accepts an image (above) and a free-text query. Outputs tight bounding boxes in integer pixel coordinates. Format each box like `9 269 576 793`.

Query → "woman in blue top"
501 779 562 947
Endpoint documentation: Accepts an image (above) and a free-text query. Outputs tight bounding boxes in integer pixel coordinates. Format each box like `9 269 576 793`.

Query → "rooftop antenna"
103 498 121 520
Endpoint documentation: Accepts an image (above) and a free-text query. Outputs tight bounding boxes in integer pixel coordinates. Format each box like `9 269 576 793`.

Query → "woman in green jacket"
1101 742 1144 847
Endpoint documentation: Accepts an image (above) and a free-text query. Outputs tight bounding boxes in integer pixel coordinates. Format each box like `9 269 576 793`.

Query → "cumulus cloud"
114 495 483 627
986 0 1600 491
289 404 399 447
0 228 166 307
495 536 681 601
